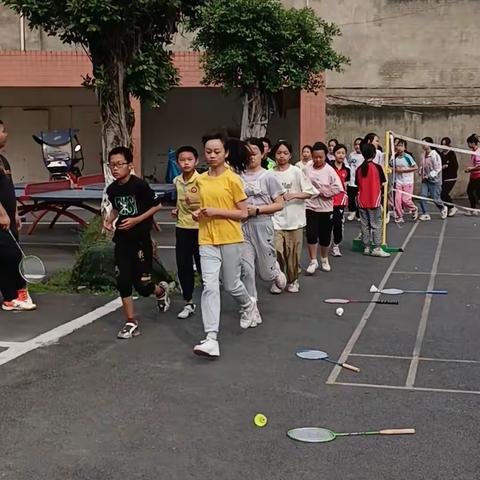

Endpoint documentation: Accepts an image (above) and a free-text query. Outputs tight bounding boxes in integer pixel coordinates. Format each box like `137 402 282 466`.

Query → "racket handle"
379 428 416 435
341 363 360 373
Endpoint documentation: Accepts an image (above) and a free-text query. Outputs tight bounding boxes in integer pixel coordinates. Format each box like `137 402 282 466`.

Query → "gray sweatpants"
359 207 382 248
241 216 280 299
200 243 252 334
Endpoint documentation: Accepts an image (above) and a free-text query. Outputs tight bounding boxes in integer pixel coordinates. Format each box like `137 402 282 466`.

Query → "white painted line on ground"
414 235 480 240
22 221 78 226
333 382 480 396
0 298 122 367
326 222 419 385
0 341 22 348
156 221 176 225
22 243 176 250
406 220 447 388
394 270 480 277
349 353 480 364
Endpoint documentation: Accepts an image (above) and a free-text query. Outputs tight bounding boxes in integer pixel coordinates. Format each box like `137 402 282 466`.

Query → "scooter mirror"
74 144 82 152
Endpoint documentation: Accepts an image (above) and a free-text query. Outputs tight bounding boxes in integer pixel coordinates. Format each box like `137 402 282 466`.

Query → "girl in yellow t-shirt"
192 132 261 359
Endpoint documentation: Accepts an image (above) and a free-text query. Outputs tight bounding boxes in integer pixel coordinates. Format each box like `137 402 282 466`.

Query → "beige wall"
0 88 101 182
142 88 300 180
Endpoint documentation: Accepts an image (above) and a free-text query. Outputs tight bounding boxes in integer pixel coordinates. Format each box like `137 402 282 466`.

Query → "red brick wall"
300 89 326 147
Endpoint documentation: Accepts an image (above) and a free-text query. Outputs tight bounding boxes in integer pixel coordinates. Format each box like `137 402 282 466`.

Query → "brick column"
299 89 326 147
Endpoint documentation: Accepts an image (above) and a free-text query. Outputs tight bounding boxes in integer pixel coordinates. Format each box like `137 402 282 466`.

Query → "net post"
381 130 391 246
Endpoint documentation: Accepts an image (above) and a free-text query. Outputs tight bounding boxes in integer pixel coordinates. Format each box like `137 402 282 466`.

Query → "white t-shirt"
272 165 316 230
374 149 385 166
391 153 416 185
345 152 363 187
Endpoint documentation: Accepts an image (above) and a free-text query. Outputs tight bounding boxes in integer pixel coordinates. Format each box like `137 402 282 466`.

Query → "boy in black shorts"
104 147 170 339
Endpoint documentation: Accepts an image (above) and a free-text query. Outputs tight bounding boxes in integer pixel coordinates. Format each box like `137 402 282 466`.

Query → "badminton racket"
8 229 46 284
324 298 398 305
370 284 448 295
287 426 415 443
296 349 360 372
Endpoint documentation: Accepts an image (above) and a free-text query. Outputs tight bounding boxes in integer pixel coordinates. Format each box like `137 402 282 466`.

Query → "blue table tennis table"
16 176 176 234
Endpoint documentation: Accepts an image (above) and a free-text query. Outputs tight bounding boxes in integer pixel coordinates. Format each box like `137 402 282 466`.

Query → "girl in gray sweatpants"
241 138 286 299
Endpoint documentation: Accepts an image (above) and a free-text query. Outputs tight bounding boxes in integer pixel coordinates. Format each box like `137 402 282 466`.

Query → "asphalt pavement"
0 210 479 479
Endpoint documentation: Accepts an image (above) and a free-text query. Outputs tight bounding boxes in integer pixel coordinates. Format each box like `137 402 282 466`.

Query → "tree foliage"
192 0 349 137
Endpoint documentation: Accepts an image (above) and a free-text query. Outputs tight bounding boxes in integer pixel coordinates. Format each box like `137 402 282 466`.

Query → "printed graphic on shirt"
115 196 138 216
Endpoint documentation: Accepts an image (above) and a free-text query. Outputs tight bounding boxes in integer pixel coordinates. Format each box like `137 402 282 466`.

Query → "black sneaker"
156 281 171 313
117 321 140 339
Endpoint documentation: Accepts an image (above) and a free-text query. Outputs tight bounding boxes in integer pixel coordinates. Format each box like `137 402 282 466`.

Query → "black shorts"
306 210 333 247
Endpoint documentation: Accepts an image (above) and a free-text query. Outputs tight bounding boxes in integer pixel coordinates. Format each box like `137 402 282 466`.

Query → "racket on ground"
370 284 448 295
296 349 360 373
324 298 398 305
287 427 415 443
8 229 46 284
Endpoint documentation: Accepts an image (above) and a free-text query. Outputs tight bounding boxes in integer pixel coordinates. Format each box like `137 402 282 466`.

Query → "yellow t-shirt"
174 171 200 229
197 168 246 246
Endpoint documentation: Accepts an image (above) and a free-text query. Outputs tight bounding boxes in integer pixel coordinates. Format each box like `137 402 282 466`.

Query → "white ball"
335 307 344 317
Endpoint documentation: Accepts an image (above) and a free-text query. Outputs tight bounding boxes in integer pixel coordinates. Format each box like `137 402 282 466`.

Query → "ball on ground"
335 307 344 317
254 413 267 427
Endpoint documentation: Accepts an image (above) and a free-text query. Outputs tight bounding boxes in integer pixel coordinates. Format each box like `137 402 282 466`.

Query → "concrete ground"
1 209 479 479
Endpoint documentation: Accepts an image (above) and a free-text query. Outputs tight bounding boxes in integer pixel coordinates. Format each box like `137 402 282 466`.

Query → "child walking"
296 145 313 171
304 142 343 273
465 134 480 213
192 132 261 359
0 120 36 312
345 137 363 221
271 140 315 293
391 139 418 223
331 144 350 257
241 138 286 299
418 137 448 221
172 146 201 319
356 143 391 258
439 137 459 217
104 147 170 339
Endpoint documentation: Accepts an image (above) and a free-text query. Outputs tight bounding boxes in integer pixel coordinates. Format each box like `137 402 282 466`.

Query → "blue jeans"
419 181 444 214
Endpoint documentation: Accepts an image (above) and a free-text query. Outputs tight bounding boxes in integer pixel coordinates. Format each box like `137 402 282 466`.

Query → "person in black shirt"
0 120 36 311
439 137 459 216
104 147 170 339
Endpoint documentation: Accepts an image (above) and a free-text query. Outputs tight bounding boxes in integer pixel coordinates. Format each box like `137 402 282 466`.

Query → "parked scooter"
32 129 84 182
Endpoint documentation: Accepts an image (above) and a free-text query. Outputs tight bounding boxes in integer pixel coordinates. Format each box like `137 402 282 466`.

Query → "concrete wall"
142 88 300 180
0 88 101 182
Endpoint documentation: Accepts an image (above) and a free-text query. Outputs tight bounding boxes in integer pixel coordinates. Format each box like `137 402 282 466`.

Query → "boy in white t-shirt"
391 139 419 223
271 141 316 293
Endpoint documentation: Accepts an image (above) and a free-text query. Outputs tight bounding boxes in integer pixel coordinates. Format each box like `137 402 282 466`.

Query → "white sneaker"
411 208 419 221
239 298 259 329
448 206 457 217
440 206 448 219
274 270 287 291
320 258 331 272
306 259 319 275
2 289 37 311
371 247 391 258
394 217 405 224
286 280 300 293
193 338 220 358
331 245 342 257
270 283 283 294
386 211 391 224
363 247 370 256
177 303 195 319
347 212 356 221
419 214 431 221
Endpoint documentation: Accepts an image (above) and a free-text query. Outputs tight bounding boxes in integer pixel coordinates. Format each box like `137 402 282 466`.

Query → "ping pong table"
16 174 176 235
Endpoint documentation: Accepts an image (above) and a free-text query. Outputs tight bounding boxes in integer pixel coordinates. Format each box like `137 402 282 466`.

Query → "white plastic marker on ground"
0 298 122 367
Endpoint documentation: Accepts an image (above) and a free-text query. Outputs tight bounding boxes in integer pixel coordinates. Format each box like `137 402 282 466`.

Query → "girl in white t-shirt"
272 141 316 293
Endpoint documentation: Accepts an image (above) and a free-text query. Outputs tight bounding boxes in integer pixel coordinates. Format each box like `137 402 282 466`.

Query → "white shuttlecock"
335 307 344 317
370 284 379 293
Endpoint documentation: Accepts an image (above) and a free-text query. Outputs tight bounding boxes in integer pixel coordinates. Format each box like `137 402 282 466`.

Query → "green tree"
3 0 202 180
192 0 349 139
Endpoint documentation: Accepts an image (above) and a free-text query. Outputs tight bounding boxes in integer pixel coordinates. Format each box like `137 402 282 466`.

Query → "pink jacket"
304 162 344 212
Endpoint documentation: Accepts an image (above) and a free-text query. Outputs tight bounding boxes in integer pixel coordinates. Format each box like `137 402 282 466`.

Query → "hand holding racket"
287 426 416 443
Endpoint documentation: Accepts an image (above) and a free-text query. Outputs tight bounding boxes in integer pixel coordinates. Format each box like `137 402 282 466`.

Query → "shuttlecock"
370 284 378 293
336 307 344 317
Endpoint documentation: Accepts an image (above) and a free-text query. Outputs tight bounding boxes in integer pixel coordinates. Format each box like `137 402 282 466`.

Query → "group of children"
103 130 399 359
